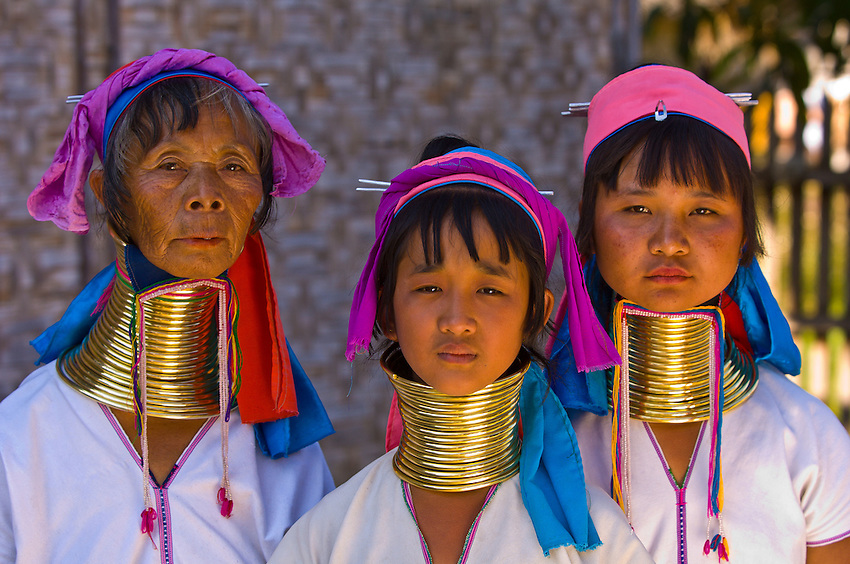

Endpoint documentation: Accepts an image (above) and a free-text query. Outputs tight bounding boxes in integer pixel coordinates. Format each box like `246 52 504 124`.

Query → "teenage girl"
270 137 653 563
550 64 850 563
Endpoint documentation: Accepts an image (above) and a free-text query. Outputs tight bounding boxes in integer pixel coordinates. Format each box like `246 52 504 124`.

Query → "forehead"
139 104 260 158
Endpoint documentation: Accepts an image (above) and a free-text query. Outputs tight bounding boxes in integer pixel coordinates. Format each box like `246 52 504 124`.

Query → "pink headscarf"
346 147 619 373
28 48 325 234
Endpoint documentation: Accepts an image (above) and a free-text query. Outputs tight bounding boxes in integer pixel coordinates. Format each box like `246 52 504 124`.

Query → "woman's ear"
381 316 397 341
377 289 398 341
543 289 555 323
89 169 105 204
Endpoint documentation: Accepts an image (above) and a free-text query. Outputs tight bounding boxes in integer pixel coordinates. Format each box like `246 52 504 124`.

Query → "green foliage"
644 0 849 103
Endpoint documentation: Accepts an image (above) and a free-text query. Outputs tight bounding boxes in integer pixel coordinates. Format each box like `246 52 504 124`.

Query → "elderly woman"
0 49 334 562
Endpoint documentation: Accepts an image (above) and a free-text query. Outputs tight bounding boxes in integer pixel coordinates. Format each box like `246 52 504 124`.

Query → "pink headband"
583 65 751 170
346 147 619 373
28 48 325 234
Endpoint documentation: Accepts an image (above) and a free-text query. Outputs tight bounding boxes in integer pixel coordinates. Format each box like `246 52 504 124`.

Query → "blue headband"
101 69 243 157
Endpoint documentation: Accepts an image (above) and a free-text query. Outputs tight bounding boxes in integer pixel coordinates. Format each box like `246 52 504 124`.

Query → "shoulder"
745 363 850 544
0 362 80 431
270 451 400 563
583 486 654 563
749 362 848 434
0 363 60 408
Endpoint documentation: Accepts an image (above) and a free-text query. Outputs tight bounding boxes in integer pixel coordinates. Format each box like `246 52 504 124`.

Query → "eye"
692 208 716 216
224 163 245 172
159 161 181 171
479 287 503 296
625 205 650 214
414 286 441 294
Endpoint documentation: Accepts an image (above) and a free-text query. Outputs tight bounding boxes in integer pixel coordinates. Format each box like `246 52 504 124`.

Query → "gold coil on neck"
611 308 757 423
58 243 226 419
382 345 527 492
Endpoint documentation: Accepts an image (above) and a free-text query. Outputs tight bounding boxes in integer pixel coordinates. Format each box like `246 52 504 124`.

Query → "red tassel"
703 539 711 555
140 507 158 549
719 537 730 561
217 487 233 518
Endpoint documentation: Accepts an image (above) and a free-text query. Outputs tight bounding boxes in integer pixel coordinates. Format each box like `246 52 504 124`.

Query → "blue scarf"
519 363 601 554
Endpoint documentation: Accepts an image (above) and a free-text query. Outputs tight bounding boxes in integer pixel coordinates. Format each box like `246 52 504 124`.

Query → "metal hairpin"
64 83 271 104
356 178 554 196
560 92 757 116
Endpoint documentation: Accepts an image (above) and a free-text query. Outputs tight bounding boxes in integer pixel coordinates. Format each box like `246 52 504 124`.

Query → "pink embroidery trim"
401 481 499 564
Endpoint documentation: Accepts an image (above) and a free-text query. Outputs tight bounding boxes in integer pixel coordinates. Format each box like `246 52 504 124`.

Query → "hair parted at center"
101 77 276 243
576 115 763 266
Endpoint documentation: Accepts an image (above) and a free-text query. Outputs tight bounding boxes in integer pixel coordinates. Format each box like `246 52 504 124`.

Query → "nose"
184 165 225 212
437 290 476 335
649 214 689 256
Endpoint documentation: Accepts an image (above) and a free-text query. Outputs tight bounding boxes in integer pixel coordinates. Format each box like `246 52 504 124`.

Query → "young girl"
270 138 653 562
550 64 850 563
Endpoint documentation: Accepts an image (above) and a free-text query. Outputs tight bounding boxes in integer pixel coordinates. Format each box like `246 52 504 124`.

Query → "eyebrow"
616 185 724 200
150 137 255 155
410 259 514 278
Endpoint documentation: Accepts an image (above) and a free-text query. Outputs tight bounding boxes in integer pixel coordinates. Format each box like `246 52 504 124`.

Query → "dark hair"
576 115 763 265
373 184 549 363
101 77 275 242
418 134 480 161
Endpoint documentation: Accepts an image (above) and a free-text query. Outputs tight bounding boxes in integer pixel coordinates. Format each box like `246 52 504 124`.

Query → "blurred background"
0 0 847 484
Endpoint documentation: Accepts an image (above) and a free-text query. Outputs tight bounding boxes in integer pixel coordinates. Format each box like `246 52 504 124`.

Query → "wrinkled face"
389 214 530 396
592 147 745 312
123 106 264 279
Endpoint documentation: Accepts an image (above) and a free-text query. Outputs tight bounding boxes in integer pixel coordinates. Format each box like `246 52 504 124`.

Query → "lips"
647 266 690 277
436 343 477 364
175 235 226 248
646 266 691 284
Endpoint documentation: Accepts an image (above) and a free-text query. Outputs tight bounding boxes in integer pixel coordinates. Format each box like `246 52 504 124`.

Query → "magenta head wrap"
583 64 751 170
346 147 619 373
28 48 325 234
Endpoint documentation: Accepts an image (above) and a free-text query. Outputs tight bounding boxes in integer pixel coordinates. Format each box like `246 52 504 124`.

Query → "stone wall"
0 0 635 483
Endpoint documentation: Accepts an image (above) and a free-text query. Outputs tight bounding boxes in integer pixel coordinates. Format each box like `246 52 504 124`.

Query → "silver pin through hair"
356 179 392 191
560 92 757 116
356 179 554 196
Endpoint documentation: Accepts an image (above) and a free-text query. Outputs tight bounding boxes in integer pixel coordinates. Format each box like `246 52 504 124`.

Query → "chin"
162 263 231 280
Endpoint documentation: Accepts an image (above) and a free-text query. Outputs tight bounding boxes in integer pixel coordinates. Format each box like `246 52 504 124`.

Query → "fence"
751 82 850 427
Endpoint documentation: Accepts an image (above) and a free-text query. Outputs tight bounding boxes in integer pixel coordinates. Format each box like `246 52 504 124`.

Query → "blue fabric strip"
31 263 115 365
519 363 601 555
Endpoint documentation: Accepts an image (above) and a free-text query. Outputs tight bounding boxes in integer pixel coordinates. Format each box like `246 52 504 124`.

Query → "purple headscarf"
346 147 619 373
28 48 325 234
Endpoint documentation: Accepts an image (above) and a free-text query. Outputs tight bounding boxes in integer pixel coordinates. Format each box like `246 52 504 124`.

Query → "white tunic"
270 450 653 563
0 361 334 564
571 362 850 563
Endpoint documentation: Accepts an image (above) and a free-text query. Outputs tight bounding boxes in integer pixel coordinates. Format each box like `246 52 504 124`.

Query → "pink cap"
583 65 750 169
